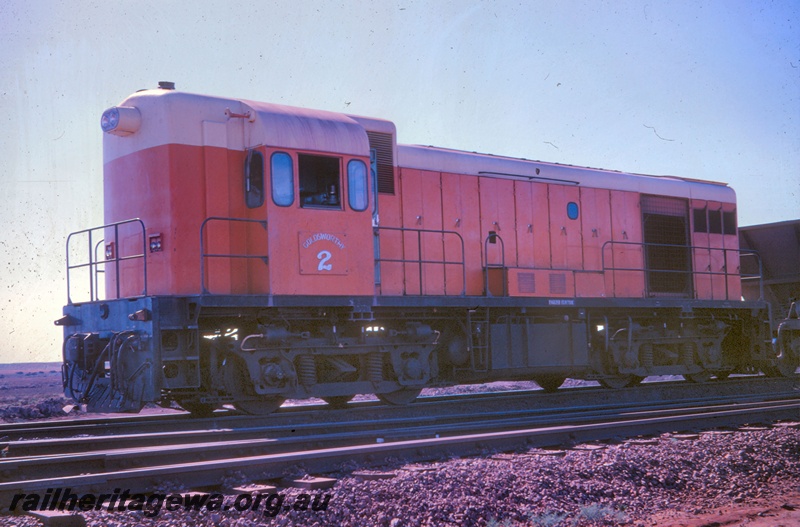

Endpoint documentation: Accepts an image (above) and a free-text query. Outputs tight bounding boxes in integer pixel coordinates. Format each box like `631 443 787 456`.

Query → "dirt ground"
0 362 798 526
0 362 68 420
645 492 800 527
0 362 63 399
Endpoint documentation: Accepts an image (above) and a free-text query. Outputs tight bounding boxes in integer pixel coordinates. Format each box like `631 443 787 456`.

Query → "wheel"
714 371 732 380
599 375 640 389
179 401 218 418
322 396 353 409
233 397 285 415
534 375 566 393
684 371 712 383
377 388 421 405
775 334 800 377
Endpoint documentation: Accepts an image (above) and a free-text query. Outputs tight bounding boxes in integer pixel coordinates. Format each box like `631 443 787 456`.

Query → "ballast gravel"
6 425 798 527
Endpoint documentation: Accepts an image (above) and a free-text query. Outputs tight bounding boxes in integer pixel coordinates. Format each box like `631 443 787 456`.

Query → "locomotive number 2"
317 250 333 271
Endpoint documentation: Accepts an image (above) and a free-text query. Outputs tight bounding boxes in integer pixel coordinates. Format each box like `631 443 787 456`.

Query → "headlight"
100 106 141 136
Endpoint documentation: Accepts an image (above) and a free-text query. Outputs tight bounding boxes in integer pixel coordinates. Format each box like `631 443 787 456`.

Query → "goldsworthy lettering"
302 233 346 250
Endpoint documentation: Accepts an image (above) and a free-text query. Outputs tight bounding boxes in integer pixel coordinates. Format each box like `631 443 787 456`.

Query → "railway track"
1 376 795 442
0 377 797 508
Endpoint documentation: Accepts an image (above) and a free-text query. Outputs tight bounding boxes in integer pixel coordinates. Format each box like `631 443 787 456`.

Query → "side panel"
707 201 726 299
514 181 536 268
691 199 713 299
104 144 207 298
400 168 444 295
533 182 552 268
479 177 517 269
607 190 644 297
513 181 551 270
577 187 611 297
441 172 482 295
722 202 742 300
548 184 582 270
376 184 405 296
202 121 233 294
694 201 740 300
490 320 589 370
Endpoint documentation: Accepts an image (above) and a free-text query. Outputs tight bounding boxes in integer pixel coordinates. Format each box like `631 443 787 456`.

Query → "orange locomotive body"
59 85 796 414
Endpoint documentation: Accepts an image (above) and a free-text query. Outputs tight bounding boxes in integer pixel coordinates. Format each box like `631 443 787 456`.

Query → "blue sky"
1 0 798 362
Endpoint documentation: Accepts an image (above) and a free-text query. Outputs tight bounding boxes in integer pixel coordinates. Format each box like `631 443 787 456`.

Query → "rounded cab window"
347 159 368 211
271 152 294 207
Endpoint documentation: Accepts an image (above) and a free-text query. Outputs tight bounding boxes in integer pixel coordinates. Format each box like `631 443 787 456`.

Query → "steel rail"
0 398 797 507
2 381 797 459
1 397 798 484
1 376 795 442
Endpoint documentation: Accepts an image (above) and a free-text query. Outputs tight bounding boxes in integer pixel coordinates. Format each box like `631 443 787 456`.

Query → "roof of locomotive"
102 87 735 204
397 144 736 203
103 88 380 163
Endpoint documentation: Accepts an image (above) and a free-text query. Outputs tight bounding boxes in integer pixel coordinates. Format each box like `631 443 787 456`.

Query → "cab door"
265 149 375 297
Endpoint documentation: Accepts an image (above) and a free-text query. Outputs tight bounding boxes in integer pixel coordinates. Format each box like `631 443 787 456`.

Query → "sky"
0 0 798 363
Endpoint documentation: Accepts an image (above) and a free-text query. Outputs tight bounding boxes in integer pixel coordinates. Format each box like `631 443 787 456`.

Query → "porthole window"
270 152 294 207
567 202 579 220
347 159 368 212
244 149 265 209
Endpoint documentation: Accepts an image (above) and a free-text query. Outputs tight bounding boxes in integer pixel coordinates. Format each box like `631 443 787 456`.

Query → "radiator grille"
641 195 687 216
367 131 395 194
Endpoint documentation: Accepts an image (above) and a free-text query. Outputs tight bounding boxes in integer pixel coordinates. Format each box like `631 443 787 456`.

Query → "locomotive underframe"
58 293 788 414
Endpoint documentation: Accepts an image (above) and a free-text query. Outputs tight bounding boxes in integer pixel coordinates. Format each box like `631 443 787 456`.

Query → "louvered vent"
518 273 536 294
367 131 395 194
549 273 567 294
641 195 687 217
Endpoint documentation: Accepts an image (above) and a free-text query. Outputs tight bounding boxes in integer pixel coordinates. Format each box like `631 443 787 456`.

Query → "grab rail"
66 218 147 304
600 240 763 300
199 217 268 294
374 226 466 296
483 232 506 296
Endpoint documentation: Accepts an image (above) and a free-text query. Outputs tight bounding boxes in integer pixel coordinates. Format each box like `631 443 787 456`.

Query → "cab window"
347 159 368 211
723 210 736 235
693 207 707 233
299 154 341 209
271 152 294 207
244 149 265 208
708 209 722 234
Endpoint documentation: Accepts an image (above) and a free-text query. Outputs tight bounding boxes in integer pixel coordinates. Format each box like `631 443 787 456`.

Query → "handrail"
374 226 466 296
93 239 106 301
65 218 147 304
199 217 268 294
600 240 763 300
483 232 506 296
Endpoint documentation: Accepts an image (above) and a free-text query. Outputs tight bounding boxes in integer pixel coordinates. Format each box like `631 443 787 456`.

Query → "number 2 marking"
317 250 332 271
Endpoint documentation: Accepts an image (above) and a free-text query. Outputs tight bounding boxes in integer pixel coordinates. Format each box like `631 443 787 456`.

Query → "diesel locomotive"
58 84 799 415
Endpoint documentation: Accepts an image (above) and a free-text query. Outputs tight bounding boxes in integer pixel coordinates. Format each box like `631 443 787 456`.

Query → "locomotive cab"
97 88 380 299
